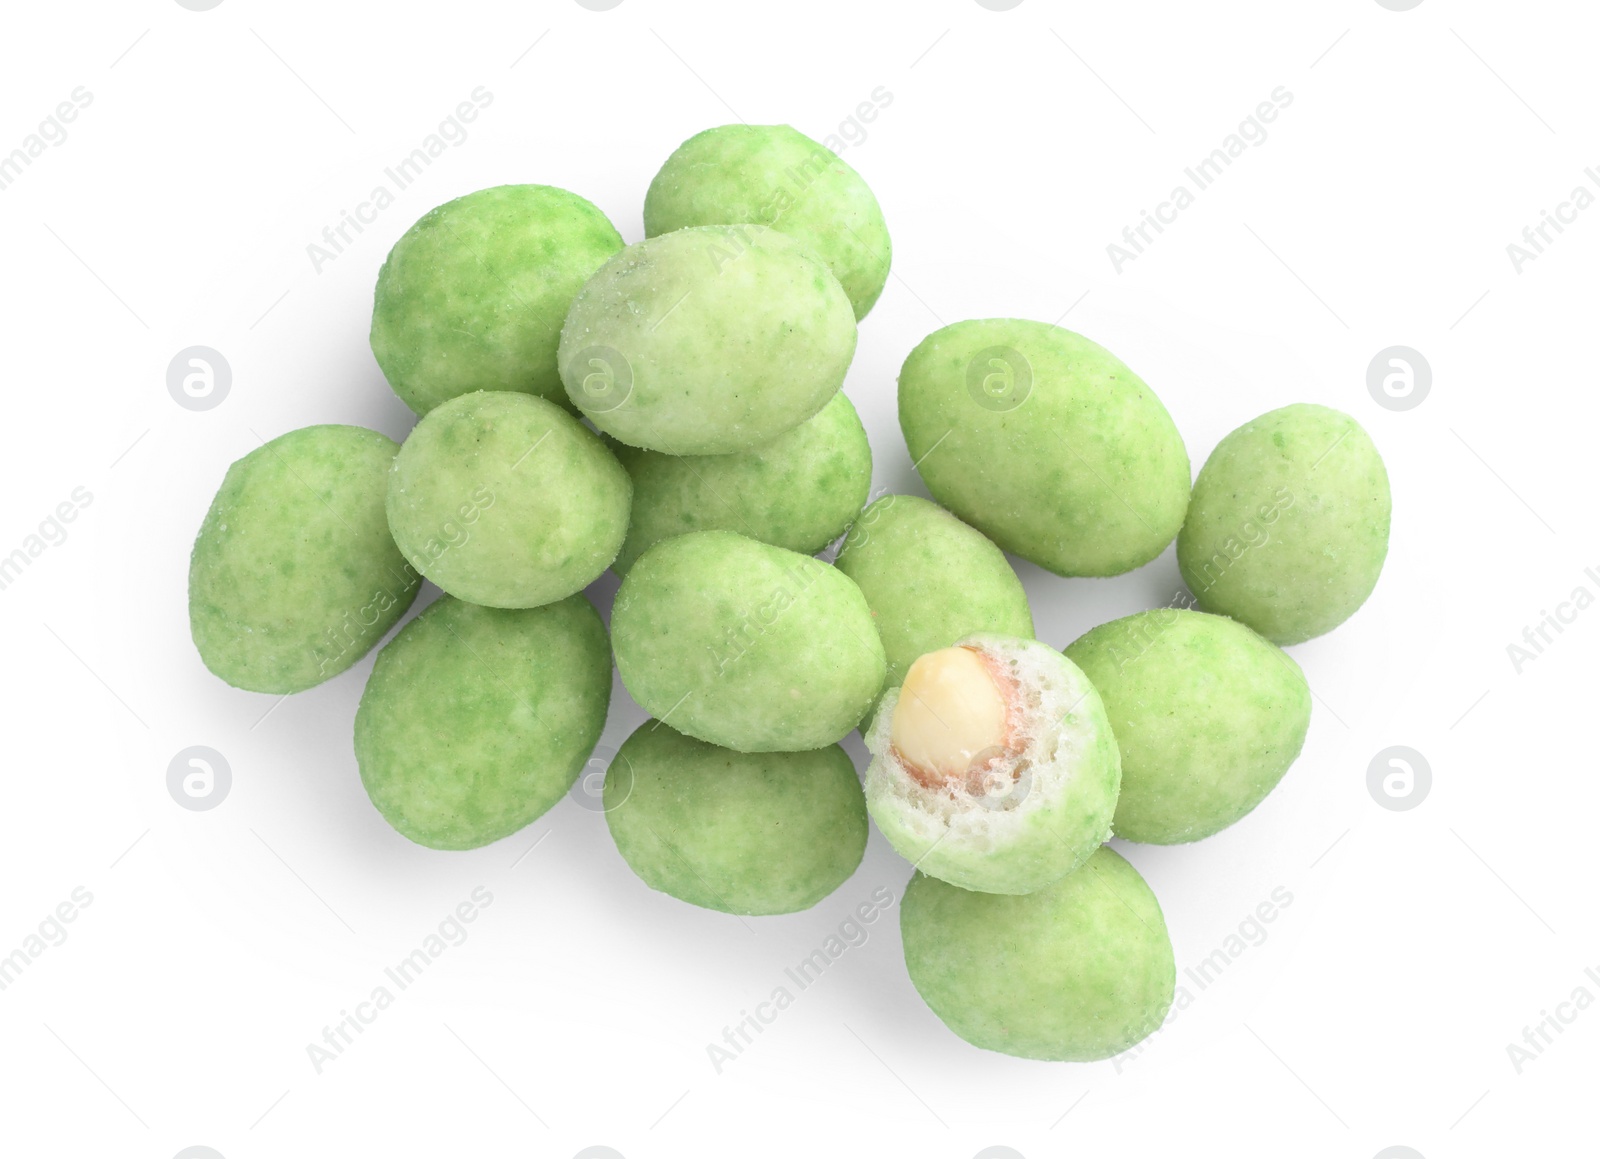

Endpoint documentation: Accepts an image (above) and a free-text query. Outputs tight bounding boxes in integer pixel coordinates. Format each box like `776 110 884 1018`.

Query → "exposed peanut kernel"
890 646 1014 788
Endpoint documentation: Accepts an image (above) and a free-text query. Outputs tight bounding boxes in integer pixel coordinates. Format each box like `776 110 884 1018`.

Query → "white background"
1 1 1593 1156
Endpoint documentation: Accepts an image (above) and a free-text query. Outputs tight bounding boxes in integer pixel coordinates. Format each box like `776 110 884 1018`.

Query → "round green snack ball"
834 494 1033 724
371 185 624 415
1066 609 1311 844
901 847 1176 1061
189 425 419 694
1177 403 1391 645
603 721 867 915
611 531 886 752
609 392 871 577
386 391 631 609
865 634 1120 895
355 594 611 850
899 319 1191 577
559 225 857 455
643 124 892 320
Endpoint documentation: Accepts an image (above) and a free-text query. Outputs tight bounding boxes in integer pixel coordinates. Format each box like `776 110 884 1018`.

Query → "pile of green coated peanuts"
188 124 1391 1063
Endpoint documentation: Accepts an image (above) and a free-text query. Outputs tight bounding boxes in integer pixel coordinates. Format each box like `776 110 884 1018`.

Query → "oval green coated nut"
644 123 892 320
188 424 419 694
1067 608 1311 844
386 391 631 609
355 594 612 850
609 391 871 577
611 530 886 752
604 721 867 916
834 493 1033 725
559 225 857 455
371 184 624 415
901 847 1176 1061
1177 403 1390 644
899 319 1191 577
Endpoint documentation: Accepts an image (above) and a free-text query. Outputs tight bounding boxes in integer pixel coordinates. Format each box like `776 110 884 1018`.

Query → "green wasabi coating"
1177 404 1391 645
834 494 1033 723
189 425 419 694
1066 609 1311 844
355 595 611 850
643 124 892 320
609 392 871 577
371 185 624 415
604 721 867 915
386 391 631 609
899 319 1191 577
559 225 857 455
901 847 1176 1061
611 530 886 752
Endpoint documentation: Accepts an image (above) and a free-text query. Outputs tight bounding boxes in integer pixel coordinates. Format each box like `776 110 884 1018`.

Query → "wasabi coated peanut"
901 847 1176 1061
1177 403 1391 645
1066 609 1312 844
559 225 857 455
189 425 419 694
864 634 1120 894
355 594 611 850
386 391 631 609
834 494 1033 723
604 722 867 915
609 392 871 577
899 319 1191 577
611 530 886 752
371 185 624 415
644 124 892 320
